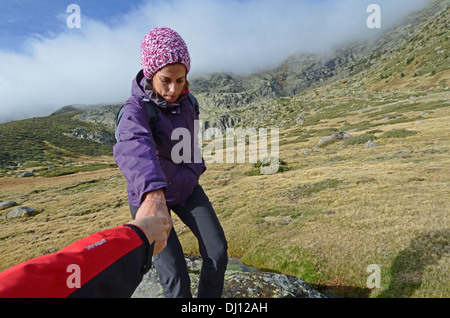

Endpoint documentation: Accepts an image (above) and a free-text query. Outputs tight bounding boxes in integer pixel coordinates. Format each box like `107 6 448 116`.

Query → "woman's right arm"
113 97 168 207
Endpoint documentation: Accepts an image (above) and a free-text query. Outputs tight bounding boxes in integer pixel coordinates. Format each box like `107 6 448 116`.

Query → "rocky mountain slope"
189 0 449 130
60 0 449 137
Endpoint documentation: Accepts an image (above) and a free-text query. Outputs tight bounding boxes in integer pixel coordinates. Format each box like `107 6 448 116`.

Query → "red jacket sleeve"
0 224 153 298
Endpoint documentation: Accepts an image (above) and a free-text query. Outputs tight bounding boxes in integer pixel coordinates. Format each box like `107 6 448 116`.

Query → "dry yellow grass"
178 94 450 297
0 89 449 298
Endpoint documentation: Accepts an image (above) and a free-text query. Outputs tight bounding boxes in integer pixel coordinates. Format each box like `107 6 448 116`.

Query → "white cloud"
0 0 429 122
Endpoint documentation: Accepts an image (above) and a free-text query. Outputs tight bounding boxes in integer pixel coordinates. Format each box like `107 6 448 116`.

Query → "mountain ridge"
0 0 448 166
189 0 448 130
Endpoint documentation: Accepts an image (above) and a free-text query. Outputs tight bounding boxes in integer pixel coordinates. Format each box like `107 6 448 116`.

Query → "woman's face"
152 63 187 103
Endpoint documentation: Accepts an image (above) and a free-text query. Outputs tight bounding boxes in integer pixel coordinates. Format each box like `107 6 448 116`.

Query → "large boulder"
132 255 324 298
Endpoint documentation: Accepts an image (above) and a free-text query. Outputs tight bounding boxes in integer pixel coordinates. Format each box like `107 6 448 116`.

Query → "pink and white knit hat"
141 27 191 80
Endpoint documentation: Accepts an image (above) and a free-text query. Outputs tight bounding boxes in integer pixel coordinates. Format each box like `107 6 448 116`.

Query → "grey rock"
222 271 323 298
0 201 17 209
364 140 378 148
316 131 352 148
6 207 36 219
132 255 324 298
18 171 35 178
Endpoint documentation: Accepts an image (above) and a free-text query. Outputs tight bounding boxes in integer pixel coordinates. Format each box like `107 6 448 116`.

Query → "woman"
113 27 228 298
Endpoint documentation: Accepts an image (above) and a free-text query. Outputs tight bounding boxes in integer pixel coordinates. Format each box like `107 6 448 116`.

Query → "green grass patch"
380 129 418 139
40 163 117 178
343 134 377 146
242 245 325 283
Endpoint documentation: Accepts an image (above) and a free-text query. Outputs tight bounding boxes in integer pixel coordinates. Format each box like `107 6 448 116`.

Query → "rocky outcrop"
77 104 122 129
66 128 116 146
132 255 324 298
222 271 323 298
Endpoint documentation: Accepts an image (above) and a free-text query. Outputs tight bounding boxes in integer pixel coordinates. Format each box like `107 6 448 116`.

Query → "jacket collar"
138 72 187 114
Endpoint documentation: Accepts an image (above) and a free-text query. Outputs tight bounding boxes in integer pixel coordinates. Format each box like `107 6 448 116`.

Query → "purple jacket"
113 70 206 208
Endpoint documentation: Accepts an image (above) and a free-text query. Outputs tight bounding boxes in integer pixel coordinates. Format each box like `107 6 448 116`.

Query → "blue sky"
0 0 429 122
0 0 142 52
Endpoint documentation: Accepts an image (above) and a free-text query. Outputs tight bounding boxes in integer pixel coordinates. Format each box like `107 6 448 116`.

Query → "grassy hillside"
0 112 113 168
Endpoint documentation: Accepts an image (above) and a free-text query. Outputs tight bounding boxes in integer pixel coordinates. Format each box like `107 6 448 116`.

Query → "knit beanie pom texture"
141 27 191 80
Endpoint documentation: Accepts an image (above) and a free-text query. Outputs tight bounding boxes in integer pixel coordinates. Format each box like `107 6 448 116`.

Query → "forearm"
0 225 153 298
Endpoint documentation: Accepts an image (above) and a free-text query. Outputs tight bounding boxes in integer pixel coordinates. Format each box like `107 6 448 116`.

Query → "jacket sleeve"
0 225 153 298
113 96 167 205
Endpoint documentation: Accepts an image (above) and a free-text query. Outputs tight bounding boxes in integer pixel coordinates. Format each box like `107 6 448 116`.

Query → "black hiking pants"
130 185 228 298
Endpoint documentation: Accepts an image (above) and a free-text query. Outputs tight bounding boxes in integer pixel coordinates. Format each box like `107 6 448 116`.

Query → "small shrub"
380 129 418 139
343 134 377 146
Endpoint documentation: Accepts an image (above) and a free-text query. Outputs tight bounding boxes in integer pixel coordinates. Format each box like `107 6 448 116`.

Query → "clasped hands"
127 189 172 255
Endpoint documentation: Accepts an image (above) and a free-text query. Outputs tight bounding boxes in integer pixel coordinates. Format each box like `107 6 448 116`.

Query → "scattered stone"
6 207 36 219
364 140 378 148
315 131 352 148
0 201 17 209
18 171 35 178
42 248 57 255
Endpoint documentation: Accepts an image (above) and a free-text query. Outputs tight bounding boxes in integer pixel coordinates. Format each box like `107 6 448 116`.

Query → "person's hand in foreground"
128 214 172 255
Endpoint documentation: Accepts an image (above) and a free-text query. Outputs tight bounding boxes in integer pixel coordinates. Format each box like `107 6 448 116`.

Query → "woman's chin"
164 96 178 103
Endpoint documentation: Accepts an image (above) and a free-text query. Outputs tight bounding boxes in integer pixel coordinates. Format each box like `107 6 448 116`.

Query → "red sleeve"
0 224 152 298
